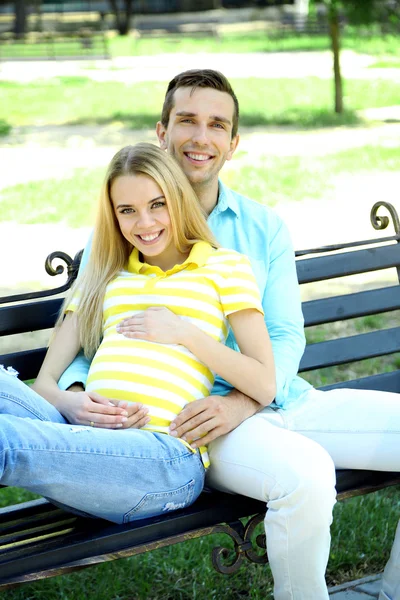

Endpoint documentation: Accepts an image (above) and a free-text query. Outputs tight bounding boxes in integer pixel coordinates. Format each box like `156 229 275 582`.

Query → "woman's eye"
151 202 165 209
120 208 134 214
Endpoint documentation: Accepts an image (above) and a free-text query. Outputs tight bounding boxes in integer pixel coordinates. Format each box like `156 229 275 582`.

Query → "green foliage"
0 119 11 136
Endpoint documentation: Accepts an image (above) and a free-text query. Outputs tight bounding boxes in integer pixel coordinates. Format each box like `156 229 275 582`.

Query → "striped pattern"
68 242 263 467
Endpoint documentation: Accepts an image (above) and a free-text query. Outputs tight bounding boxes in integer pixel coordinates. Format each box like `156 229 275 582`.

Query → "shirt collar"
212 179 239 217
127 241 213 276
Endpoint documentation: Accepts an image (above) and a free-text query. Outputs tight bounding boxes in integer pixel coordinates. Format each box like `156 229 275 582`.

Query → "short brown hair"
161 69 239 138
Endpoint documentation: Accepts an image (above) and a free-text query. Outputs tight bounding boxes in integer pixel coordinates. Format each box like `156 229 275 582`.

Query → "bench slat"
0 299 62 337
0 491 264 584
0 348 46 381
302 286 400 326
320 370 400 393
296 244 400 284
300 327 400 371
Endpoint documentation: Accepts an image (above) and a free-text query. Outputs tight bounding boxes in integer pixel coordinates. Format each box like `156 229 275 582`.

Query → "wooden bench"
0 200 399 590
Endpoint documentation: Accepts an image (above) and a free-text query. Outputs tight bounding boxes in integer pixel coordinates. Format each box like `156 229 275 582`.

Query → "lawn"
2 76 400 130
1 144 399 227
2 27 400 59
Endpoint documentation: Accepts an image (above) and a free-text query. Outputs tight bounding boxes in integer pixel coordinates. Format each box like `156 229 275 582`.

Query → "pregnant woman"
0 143 275 524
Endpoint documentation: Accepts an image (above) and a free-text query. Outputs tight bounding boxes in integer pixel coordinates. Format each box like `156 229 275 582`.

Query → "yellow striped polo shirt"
68 242 263 467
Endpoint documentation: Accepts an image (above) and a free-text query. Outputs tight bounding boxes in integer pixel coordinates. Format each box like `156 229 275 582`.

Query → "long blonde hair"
61 143 219 358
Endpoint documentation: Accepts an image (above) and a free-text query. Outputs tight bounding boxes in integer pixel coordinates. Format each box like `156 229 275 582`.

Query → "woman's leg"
0 370 205 523
0 366 66 423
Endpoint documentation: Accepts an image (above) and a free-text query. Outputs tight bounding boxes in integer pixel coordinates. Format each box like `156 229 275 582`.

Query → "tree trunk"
108 0 132 35
14 0 27 37
327 0 343 113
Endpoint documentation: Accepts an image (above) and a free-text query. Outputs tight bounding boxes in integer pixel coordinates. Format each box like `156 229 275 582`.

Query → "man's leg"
380 519 400 600
207 408 336 600
285 387 400 600
284 388 400 471
0 370 205 523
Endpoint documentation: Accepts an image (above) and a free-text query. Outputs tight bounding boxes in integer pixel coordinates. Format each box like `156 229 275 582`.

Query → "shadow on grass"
67 109 362 130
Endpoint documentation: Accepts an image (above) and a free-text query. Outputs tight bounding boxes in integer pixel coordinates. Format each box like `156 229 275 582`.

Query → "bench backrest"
1 202 399 390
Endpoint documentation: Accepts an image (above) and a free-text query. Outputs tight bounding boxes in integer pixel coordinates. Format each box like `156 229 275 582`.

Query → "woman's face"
110 173 184 271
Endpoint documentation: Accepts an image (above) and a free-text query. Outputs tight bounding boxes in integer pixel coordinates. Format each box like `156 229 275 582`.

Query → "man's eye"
212 123 224 129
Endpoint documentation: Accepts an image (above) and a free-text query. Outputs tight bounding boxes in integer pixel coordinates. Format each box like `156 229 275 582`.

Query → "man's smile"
184 152 214 163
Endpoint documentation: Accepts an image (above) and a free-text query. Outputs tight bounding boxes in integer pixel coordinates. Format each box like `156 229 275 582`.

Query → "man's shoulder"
221 182 284 227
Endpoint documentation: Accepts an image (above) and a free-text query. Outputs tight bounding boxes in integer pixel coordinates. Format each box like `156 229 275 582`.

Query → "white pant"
206 388 400 600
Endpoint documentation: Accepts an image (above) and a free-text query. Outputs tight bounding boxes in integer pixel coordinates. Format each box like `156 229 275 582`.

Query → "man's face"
156 86 239 189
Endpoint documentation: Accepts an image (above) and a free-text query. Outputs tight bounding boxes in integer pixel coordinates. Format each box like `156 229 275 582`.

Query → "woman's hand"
58 390 145 429
116 307 189 345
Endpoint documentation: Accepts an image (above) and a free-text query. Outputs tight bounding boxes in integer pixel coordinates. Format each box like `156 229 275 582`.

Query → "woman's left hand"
116 307 187 345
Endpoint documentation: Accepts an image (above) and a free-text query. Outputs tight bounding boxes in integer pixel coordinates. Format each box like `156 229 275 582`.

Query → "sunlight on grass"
2 77 399 129
1 145 399 225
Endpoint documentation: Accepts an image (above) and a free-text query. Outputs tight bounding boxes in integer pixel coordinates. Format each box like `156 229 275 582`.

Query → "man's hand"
65 386 150 429
169 390 261 448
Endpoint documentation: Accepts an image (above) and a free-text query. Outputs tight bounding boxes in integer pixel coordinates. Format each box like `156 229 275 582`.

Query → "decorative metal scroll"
370 201 400 236
296 201 400 258
370 201 400 282
0 249 83 305
211 513 267 575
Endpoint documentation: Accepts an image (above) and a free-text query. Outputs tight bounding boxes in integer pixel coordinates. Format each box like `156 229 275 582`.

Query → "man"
59 69 400 600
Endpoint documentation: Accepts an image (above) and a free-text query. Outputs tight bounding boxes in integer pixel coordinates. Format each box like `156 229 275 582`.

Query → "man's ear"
156 121 168 150
226 134 239 161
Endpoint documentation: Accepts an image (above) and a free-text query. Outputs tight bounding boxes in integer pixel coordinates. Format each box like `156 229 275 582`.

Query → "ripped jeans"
0 367 205 523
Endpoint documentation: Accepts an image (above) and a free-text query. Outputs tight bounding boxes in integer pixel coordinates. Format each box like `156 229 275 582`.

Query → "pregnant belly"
85 338 213 427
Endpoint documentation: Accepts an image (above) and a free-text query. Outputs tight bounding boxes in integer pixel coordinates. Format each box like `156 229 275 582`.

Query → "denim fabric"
0 368 205 524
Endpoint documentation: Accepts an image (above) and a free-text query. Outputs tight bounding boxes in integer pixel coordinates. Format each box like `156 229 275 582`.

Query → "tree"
13 0 27 36
320 0 397 113
108 0 133 35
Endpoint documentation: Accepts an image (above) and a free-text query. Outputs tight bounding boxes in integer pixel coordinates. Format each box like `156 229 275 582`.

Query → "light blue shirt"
59 180 312 408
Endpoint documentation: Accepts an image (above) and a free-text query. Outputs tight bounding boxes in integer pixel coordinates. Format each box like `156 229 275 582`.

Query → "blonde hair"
61 143 219 358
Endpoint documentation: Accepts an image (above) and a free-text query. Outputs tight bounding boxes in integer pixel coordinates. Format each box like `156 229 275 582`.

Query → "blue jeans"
0 367 205 524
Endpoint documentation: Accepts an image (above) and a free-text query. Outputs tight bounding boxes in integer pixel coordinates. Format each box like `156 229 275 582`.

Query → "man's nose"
191 123 209 145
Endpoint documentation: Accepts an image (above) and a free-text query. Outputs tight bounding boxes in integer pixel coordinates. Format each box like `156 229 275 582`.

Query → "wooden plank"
320 370 400 393
0 299 62 336
0 491 265 584
302 286 400 326
0 348 46 381
299 327 400 371
296 244 400 284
